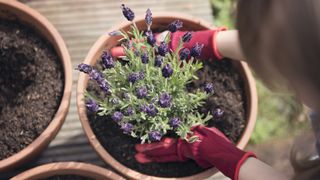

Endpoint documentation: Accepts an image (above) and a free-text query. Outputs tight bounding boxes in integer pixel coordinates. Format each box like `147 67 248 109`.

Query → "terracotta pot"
0 0 72 172
11 162 124 179
77 14 257 179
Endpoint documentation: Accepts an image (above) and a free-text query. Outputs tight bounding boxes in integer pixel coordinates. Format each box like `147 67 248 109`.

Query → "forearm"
239 157 288 180
216 30 246 61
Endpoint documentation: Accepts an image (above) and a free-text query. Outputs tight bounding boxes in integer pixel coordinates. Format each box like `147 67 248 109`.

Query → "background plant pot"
0 0 72 172
77 14 257 179
11 162 124 180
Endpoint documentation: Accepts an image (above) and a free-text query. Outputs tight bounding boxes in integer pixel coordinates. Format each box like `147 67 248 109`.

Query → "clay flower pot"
77 14 257 179
0 0 72 172
11 162 124 179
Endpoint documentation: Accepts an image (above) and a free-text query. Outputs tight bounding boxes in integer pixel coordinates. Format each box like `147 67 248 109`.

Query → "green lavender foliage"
84 18 212 144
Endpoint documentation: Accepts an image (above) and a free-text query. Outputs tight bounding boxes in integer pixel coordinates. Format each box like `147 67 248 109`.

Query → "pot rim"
11 162 124 179
77 13 257 180
0 0 72 172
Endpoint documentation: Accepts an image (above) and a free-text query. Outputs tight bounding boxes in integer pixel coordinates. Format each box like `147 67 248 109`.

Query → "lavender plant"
77 4 215 143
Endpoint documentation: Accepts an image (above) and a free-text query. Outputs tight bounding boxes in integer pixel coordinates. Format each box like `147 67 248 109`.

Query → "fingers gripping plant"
77 4 215 143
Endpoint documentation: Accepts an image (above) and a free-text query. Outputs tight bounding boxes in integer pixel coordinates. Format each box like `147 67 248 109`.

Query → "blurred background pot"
0 0 72 172
11 162 124 180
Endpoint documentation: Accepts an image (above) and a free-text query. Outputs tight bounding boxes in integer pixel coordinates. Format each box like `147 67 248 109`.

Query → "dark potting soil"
87 59 246 177
42 175 93 180
0 19 64 160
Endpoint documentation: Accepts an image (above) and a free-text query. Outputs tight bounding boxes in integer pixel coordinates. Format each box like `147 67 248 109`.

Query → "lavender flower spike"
204 82 214 93
136 86 148 99
213 108 224 118
145 8 152 29
76 63 92 74
169 117 181 128
141 52 149 64
168 20 183 33
101 51 115 69
182 31 192 43
86 99 99 112
158 42 169 56
89 69 104 82
121 123 134 134
162 64 173 78
126 107 135 116
154 55 163 67
145 30 156 46
112 111 123 122
108 30 122 36
128 72 140 84
146 104 158 117
121 4 135 21
148 131 162 141
158 92 172 108
190 43 204 58
179 48 190 61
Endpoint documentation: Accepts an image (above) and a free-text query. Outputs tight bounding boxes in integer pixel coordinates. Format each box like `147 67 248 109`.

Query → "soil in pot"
0 19 64 160
42 175 93 180
87 59 246 177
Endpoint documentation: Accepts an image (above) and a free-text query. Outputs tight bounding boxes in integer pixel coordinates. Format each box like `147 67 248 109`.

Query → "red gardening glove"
135 126 256 180
111 27 227 60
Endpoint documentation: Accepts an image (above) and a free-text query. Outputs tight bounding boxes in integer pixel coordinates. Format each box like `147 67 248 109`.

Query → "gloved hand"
135 126 256 180
111 27 227 60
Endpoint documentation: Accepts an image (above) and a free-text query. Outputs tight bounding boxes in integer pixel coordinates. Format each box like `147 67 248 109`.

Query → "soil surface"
0 19 64 160
43 175 93 180
87 59 246 177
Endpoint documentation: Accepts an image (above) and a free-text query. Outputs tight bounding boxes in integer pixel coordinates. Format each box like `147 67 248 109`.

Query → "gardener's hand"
135 125 256 180
110 28 227 60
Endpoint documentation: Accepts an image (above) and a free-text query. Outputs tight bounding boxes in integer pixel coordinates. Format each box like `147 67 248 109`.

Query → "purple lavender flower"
136 86 148 99
128 72 140 84
111 98 119 104
154 55 163 67
98 80 110 93
162 64 173 78
121 123 134 134
158 42 169 56
146 104 158 117
112 111 123 122
138 71 145 80
213 108 224 118
148 131 162 141
145 8 152 29
126 107 135 116
168 20 183 33
76 63 92 74
169 117 181 128
158 92 172 108
139 104 148 113
182 31 192 43
190 43 204 58
121 4 135 21
89 69 103 81
145 30 156 46
179 48 190 61
108 30 122 36
86 99 99 112
141 52 149 64
204 82 214 93
101 51 115 69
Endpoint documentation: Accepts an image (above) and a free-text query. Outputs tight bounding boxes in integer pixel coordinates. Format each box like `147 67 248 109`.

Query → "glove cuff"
212 26 228 60
233 152 256 180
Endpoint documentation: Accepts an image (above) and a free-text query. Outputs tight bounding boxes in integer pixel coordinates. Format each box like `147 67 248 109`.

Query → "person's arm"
239 157 288 180
216 30 246 61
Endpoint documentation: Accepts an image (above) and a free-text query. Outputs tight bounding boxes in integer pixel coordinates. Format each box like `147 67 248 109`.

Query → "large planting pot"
77 14 257 179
